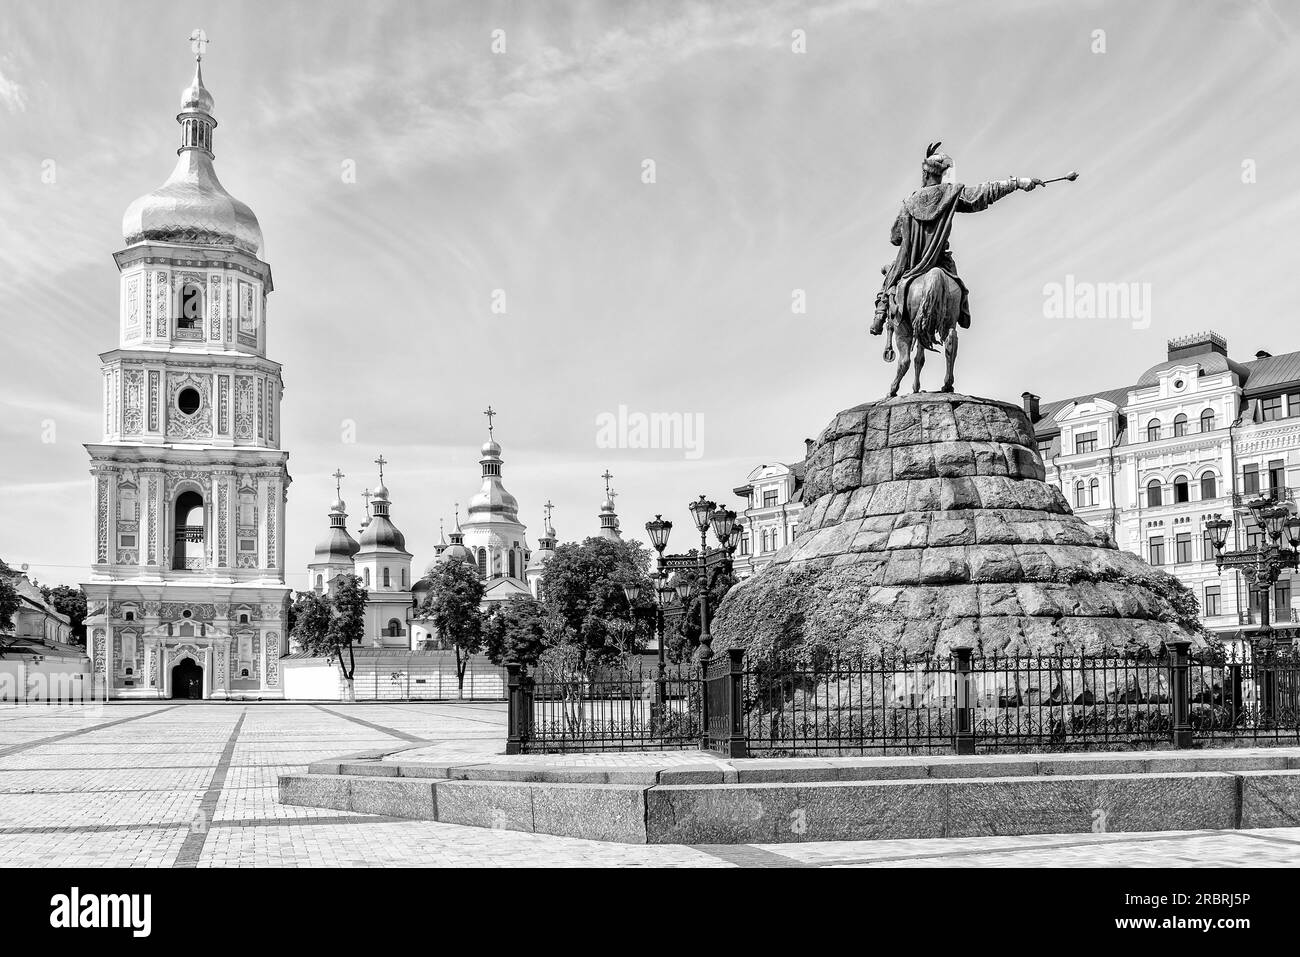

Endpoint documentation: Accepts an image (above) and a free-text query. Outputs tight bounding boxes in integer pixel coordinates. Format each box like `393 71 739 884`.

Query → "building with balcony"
1027 331 1300 639
731 446 809 579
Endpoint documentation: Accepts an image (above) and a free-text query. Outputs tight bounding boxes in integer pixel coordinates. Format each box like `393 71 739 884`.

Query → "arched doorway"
171 658 203 699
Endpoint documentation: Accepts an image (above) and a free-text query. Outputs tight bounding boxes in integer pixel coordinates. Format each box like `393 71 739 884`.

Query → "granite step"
279 756 1300 844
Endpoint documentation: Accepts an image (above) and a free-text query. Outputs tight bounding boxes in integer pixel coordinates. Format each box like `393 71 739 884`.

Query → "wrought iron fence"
739 653 956 755
507 658 701 754
505 642 1300 755
1189 643 1300 744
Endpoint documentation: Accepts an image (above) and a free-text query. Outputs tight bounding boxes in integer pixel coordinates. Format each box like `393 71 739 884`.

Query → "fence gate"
703 649 746 758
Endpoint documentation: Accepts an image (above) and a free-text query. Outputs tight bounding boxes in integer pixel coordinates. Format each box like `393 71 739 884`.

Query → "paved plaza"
0 702 1298 867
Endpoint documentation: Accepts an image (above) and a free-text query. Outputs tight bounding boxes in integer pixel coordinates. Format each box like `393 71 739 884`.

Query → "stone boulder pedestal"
713 393 1201 658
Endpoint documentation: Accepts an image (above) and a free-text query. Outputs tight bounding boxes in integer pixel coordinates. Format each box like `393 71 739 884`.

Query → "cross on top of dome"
189 28 208 60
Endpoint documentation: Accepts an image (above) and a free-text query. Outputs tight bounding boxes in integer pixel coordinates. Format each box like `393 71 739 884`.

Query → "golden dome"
180 61 215 114
121 59 263 256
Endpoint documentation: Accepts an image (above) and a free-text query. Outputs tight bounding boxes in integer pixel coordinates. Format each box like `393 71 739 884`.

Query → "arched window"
401 568 407 588
385 619 402 637
477 548 487 578
1200 409 1215 433
382 567 390 588
1089 478 1100 506
1200 472 1217 500
1147 479 1163 507
178 282 203 330
1173 475 1190 503
172 490 205 570
1173 414 1188 437
238 613 249 624
363 567 370 587
1074 481 1086 507
315 575 323 591
508 550 517 578
1147 419 1161 442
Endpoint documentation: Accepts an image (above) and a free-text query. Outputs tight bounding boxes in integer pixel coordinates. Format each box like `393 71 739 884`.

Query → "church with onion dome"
455 409 535 602
81 33 292 699
299 400 645 650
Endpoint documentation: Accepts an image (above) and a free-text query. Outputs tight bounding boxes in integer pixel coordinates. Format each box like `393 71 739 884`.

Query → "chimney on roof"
1256 350 1272 360
1021 392 1040 421
803 438 814 460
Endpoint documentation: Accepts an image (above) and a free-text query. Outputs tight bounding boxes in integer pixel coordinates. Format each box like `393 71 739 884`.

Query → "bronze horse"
870 266 963 397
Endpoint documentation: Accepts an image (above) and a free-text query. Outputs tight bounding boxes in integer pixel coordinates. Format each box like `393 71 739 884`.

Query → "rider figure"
873 143 1042 339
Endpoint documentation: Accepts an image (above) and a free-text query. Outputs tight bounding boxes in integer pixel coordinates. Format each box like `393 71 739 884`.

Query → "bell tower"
82 31 291 699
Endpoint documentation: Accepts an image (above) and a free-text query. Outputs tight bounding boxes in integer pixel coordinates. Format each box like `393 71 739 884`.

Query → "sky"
1 0 1298 588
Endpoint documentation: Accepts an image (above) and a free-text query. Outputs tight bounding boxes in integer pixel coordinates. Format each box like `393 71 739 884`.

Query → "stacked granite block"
713 393 1202 656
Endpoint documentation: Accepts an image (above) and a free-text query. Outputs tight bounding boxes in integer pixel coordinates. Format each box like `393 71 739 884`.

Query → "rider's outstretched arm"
957 177 1037 212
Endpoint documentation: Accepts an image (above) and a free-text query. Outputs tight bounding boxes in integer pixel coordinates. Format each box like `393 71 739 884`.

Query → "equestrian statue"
870 142 1077 396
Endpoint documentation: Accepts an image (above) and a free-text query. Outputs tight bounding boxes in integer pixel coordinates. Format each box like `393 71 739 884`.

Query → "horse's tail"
912 270 958 351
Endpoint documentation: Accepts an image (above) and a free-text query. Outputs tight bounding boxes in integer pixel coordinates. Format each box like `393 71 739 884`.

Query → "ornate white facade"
1030 332 1300 638
458 430 532 603
732 455 807 579
82 47 291 698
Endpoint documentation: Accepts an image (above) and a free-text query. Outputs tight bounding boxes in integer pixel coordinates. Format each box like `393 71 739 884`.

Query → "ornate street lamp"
1205 514 1232 555
687 495 717 659
1204 506 1300 722
1257 503 1291 541
621 581 643 604
727 523 744 551
645 514 672 553
689 495 716 534
645 497 737 664
655 577 676 607
643 515 675 728
709 507 736 544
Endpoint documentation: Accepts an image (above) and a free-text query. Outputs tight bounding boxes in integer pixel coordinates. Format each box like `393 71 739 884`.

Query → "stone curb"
321 747 1300 785
277 757 1300 845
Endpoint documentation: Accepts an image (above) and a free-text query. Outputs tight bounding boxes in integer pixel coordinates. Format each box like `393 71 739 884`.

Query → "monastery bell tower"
82 31 291 699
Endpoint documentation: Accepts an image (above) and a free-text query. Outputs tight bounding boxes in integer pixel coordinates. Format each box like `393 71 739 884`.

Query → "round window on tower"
178 387 201 416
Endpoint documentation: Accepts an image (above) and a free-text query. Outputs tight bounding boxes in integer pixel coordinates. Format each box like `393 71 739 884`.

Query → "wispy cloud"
3 0 1298 584
0 63 26 112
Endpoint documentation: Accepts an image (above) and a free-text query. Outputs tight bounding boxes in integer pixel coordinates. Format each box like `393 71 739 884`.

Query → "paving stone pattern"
0 703 1296 867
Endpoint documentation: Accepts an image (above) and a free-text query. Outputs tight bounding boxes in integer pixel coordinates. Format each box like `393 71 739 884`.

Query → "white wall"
280 658 344 701
0 659 92 702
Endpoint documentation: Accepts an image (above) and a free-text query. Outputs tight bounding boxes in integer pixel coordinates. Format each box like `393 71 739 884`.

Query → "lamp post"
1205 498 1300 720
644 515 674 722
688 495 719 660
649 498 738 663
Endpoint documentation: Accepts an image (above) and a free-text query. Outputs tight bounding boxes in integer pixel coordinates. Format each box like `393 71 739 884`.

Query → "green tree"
290 590 333 656
0 560 21 658
290 576 368 700
538 536 653 671
483 595 551 668
328 575 368 700
39 584 88 646
416 560 485 697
